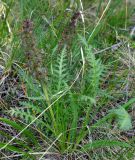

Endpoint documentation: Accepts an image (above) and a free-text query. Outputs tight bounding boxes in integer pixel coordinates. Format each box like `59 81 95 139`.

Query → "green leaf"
0 130 31 151
81 140 131 151
53 46 69 91
0 118 38 145
0 143 24 153
111 107 132 131
122 98 135 110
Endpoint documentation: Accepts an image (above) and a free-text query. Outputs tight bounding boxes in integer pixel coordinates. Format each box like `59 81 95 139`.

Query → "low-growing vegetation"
0 0 135 159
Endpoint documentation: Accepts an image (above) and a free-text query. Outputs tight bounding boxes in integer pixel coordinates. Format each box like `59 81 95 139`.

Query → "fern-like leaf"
81 140 131 151
79 35 104 98
110 107 132 131
53 46 69 91
8 102 46 129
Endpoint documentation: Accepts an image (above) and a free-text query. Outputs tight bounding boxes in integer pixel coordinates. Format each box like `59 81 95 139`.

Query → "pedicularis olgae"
21 19 47 81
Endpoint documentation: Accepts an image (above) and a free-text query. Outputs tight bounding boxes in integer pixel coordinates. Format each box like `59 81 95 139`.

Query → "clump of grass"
0 0 135 160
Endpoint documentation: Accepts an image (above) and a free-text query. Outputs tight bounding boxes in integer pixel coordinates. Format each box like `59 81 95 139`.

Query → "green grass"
0 0 135 159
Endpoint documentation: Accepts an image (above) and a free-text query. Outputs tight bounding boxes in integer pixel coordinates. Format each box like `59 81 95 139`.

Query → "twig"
94 42 126 55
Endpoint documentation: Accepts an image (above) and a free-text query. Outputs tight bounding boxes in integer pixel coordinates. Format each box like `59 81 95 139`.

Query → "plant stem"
42 82 57 134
